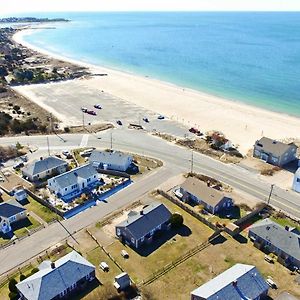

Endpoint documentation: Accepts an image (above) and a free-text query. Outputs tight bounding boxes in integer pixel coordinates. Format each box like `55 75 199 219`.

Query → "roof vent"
74 172 78 177
285 226 289 231
232 280 237 287
266 226 270 230
51 262 55 269
272 141 277 144
40 157 43 161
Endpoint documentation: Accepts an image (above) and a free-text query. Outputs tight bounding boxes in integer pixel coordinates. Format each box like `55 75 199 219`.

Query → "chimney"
285 226 289 231
51 262 55 269
232 280 237 287
40 157 43 161
140 210 144 215
207 181 210 187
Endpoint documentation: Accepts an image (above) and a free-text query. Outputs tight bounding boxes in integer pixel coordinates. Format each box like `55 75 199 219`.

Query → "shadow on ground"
127 225 192 257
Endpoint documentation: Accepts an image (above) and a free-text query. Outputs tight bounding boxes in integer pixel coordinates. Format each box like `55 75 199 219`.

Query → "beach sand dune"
13 29 300 154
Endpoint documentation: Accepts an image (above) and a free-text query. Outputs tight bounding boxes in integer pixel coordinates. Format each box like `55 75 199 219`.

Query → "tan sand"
13 29 300 154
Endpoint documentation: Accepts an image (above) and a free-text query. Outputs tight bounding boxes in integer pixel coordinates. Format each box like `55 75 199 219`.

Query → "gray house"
22 156 68 182
116 202 172 249
180 177 233 214
0 200 27 234
249 218 300 268
16 251 96 300
89 150 133 172
191 263 269 300
48 164 98 198
253 137 298 167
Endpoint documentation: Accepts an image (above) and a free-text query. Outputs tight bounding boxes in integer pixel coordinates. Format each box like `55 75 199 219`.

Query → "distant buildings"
0 199 27 234
180 177 233 214
22 156 68 182
48 164 98 198
89 150 133 172
116 202 172 249
191 263 269 300
292 168 300 193
16 251 95 300
253 137 298 167
249 218 300 268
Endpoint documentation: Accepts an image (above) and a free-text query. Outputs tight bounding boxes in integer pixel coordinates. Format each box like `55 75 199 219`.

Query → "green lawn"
23 196 61 223
13 216 41 238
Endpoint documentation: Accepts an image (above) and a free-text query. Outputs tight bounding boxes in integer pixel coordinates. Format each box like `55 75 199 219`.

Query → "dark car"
94 104 102 109
116 120 123 126
157 115 165 120
143 117 149 123
87 110 97 116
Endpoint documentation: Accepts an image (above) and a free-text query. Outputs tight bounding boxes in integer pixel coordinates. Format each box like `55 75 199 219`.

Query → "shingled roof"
50 164 97 189
116 202 172 240
23 156 67 177
181 177 226 208
249 218 300 263
16 251 95 300
0 199 26 218
255 137 297 157
191 263 269 300
89 150 132 166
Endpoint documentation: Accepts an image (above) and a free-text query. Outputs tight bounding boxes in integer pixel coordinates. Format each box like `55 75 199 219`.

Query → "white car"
266 278 277 289
81 107 88 113
99 262 109 272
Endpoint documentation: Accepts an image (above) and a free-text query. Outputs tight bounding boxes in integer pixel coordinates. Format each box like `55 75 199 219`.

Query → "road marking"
80 134 89 148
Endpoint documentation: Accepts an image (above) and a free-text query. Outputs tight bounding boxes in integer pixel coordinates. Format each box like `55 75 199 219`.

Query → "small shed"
114 272 131 291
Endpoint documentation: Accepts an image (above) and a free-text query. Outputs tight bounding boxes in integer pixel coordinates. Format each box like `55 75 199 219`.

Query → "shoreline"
13 28 300 153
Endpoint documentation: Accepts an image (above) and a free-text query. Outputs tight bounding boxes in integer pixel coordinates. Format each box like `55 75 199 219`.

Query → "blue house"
249 218 300 269
116 202 172 249
191 263 269 300
16 251 96 300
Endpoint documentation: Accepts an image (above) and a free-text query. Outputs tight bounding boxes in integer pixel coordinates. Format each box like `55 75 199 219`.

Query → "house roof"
181 177 226 208
249 218 300 263
89 150 132 166
0 199 26 218
191 263 269 300
255 137 297 157
49 163 97 189
23 156 67 177
116 202 172 240
16 251 95 300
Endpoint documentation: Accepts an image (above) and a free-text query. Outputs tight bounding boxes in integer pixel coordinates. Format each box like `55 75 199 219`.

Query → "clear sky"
1 0 300 15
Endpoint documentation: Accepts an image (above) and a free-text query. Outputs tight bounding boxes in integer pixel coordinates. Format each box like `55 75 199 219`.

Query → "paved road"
0 128 300 276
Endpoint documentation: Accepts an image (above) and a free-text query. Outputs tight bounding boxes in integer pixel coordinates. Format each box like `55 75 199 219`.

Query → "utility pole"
47 136 50 157
267 184 275 205
110 131 113 150
190 150 194 174
82 111 85 128
49 113 53 133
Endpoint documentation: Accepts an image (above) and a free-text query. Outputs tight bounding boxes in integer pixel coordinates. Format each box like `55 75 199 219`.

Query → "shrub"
31 268 39 275
8 278 18 293
170 213 184 228
19 274 26 281
64 127 70 133
8 291 18 300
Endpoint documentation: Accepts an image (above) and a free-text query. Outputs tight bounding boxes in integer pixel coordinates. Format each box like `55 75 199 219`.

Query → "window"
131 237 135 244
65 188 67 191
87 178 91 183
117 229 121 236
297 178 300 183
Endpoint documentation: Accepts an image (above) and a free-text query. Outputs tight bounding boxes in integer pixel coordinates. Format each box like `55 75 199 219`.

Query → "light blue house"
191 263 269 300
48 164 98 199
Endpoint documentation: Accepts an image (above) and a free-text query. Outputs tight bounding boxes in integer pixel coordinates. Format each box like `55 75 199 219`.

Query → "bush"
8 278 18 293
64 127 70 133
8 291 18 300
19 274 26 281
31 268 39 275
170 213 184 228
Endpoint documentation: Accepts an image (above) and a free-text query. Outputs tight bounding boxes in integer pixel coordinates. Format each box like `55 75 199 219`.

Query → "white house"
48 164 98 198
89 150 133 172
22 156 68 182
0 200 27 234
292 168 300 193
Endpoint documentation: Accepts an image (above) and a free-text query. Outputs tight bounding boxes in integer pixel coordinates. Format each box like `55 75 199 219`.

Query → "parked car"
116 120 123 126
266 278 277 289
189 127 199 134
264 255 274 264
87 110 97 115
157 115 165 120
20 155 28 162
94 104 102 109
62 150 72 159
81 107 88 113
80 148 95 157
143 117 149 123
99 262 109 272
13 162 24 170
121 250 129 259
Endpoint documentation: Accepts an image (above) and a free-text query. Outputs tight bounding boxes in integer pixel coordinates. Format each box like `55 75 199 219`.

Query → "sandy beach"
13 28 300 154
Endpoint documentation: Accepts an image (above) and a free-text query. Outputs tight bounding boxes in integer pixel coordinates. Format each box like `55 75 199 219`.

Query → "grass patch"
23 196 61 223
13 216 41 238
270 216 300 231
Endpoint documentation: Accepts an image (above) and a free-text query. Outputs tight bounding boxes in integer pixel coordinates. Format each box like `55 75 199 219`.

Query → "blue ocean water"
21 12 300 117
